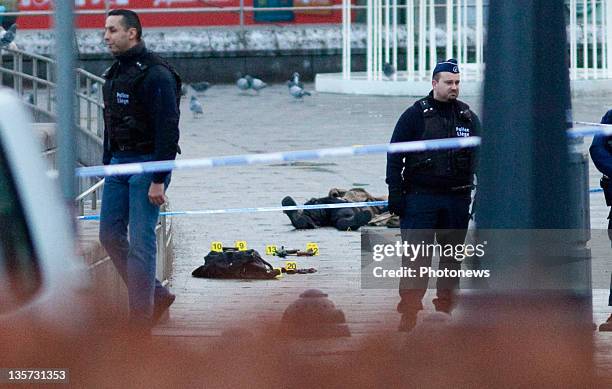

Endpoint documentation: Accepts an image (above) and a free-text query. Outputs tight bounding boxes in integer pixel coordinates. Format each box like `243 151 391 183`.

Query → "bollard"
280 289 350 338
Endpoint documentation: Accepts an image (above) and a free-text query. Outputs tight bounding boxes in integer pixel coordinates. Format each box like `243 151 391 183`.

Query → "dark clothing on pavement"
282 195 373 231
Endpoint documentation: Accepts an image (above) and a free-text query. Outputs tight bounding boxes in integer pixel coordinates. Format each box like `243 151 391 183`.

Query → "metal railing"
74 178 174 285
0 46 105 141
0 45 173 288
75 177 104 216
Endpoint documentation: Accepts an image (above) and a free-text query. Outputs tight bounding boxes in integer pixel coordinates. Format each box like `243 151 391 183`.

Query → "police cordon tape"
77 201 390 221
570 122 612 137
75 121 609 221
75 122 612 179
78 189 605 220
75 137 481 178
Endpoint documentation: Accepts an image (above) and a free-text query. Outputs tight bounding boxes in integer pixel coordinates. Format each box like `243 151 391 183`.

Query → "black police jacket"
102 42 181 183
589 110 612 215
386 92 480 193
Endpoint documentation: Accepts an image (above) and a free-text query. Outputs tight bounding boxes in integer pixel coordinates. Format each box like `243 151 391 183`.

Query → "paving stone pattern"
134 84 611 378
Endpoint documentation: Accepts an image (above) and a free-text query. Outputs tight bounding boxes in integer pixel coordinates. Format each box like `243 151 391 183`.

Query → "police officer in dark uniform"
589 109 612 331
386 59 480 332
98 9 181 331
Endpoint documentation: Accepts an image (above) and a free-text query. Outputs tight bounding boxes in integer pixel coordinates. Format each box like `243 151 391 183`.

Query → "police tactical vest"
403 97 476 188
102 50 181 153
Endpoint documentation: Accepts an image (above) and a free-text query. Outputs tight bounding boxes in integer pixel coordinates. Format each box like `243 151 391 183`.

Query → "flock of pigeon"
187 71 312 118
5 22 314 119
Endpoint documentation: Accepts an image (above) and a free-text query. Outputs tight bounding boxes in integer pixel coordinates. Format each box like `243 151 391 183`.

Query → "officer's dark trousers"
398 192 471 314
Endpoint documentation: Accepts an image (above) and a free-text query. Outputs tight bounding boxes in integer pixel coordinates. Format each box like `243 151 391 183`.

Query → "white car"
0 89 87 329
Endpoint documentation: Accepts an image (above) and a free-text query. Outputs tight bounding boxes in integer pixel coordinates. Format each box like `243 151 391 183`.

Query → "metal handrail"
75 178 105 202
0 46 105 140
75 176 173 284
75 178 104 216
0 46 54 63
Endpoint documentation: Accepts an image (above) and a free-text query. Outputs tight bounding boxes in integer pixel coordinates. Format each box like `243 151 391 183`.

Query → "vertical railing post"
419 0 426 78
476 0 483 77
17 52 23 95
86 75 92 131
240 0 245 32
446 0 453 60
367 0 373 79
406 0 415 78
607 0 612 77
46 62 52 112
32 59 38 105
592 0 598 75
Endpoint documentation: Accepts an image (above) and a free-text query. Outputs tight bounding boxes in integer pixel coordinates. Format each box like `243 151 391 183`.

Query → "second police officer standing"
99 9 181 332
589 109 612 331
386 59 480 332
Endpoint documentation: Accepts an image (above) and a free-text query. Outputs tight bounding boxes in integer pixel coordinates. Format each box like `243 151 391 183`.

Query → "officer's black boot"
282 196 317 229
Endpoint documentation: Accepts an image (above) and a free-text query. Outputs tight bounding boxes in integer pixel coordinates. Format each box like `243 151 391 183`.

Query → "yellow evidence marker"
211 241 223 252
285 261 298 272
234 240 248 251
306 242 320 255
265 244 278 255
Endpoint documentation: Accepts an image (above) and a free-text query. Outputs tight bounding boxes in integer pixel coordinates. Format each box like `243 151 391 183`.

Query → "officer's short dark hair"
108 9 142 41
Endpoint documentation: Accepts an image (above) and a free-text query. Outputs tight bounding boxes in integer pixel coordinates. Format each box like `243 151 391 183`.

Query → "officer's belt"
407 183 473 195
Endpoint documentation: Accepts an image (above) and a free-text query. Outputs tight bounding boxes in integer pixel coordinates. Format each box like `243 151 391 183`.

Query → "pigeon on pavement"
189 95 203 118
286 72 304 89
246 75 267 93
236 75 250 92
190 81 211 93
289 85 311 100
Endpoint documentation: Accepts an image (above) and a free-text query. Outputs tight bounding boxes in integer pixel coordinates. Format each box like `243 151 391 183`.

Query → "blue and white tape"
75 121 612 178
79 189 605 220
568 122 612 138
78 200 390 221
76 137 482 178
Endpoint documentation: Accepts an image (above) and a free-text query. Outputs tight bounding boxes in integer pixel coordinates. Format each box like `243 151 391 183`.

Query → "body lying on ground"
281 188 397 231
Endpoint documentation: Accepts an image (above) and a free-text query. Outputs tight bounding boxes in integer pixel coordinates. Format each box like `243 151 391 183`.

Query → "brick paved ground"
145 84 611 381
